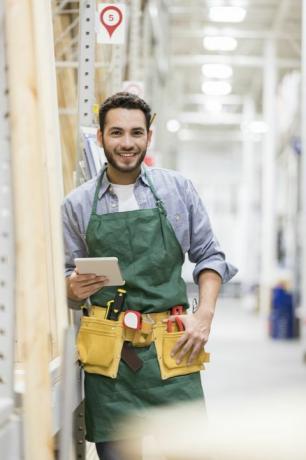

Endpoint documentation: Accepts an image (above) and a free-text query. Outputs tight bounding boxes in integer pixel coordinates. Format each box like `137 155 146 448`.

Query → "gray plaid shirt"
62 165 237 288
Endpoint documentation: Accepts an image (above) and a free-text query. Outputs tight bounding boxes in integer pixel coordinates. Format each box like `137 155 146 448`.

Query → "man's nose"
121 134 134 149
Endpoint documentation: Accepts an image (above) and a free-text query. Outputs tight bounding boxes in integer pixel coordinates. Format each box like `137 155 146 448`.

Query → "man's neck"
106 164 140 185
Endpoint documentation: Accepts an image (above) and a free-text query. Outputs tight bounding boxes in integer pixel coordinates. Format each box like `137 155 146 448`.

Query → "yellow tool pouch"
153 323 210 380
77 316 124 379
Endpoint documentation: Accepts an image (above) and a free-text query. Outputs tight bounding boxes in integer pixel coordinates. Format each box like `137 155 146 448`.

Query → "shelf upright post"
142 2 152 94
110 44 125 94
0 1 21 457
0 0 15 418
108 0 127 94
128 0 141 81
259 39 278 314
240 96 258 297
71 2 97 458
301 0 306 335
76 0 97 184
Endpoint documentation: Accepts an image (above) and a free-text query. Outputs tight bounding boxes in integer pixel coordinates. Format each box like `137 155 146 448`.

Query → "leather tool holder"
77 316 124 379
77 306 209 380
153 323 210 380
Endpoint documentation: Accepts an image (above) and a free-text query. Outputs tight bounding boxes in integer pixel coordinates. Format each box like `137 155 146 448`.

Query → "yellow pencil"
150 112 157 126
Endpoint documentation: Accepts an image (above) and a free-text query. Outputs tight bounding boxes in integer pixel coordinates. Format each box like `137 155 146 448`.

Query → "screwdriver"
106 288 127 320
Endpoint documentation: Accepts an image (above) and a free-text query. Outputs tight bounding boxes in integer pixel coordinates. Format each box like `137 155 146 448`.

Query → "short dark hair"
99 92 152 132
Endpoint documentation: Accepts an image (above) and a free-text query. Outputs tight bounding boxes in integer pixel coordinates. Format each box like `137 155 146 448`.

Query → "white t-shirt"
110 183 140 212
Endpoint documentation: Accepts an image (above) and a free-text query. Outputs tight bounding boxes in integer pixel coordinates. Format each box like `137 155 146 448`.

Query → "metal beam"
172 54 300 69
171 27 301 41
300 0 306 319
169 5 274 15
168 0 299 5
55 9 79 15
59 108 78 115
179 112 242 126
184 94 243 106
178 129 243 143
56 61 109 69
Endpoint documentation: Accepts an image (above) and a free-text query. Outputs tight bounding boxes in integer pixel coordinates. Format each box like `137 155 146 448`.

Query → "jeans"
95 440 142 460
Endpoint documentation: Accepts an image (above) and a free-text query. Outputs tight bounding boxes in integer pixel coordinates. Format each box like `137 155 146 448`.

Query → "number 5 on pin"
97 3 126 45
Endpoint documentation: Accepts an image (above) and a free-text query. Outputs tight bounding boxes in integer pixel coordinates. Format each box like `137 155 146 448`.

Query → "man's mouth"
117 152 137 158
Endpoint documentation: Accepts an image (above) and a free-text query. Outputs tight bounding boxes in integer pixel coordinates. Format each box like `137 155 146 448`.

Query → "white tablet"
74 257 125 286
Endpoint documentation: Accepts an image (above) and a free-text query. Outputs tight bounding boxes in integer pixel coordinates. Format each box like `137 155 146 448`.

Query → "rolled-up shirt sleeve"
62 199 89 309
62 199 88 277
186 180 238 284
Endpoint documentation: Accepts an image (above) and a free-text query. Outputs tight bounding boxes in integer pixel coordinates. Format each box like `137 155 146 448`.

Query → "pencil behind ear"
149 113 157 127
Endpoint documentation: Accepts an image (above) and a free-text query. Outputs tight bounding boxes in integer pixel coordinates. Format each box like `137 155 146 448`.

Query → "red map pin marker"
100 5 123 38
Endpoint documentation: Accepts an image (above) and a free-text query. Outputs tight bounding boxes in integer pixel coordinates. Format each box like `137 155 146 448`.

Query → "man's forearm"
195 269 222 322
65 276 83 310
66 276 79 301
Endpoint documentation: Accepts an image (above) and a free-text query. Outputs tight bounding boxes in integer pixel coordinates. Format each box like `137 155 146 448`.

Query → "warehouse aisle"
203 297 306 412
86 297 306 459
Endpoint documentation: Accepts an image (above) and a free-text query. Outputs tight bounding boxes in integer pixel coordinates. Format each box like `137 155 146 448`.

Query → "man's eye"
110 131 121 136
133 131 144 136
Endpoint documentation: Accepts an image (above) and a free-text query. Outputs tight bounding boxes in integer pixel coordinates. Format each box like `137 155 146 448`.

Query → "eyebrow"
108 126 146 131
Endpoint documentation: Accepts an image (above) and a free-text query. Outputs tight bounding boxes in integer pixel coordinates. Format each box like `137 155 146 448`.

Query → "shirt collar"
139 164 150 186
98 163 150 199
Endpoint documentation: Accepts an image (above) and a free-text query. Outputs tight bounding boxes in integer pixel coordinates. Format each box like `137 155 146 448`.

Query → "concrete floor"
196 297 306 459
203 297 306 412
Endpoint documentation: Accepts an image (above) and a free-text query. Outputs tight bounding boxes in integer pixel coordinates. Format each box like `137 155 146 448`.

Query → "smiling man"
62 92 237 460
98 105 150 179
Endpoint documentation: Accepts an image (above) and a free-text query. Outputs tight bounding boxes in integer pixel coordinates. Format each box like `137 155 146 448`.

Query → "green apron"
84 167 204 442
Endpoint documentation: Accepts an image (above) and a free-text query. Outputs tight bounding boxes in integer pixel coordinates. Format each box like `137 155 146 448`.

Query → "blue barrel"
270 286 294 339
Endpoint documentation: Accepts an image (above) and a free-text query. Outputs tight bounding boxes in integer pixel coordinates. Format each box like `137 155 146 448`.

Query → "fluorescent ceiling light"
209 6 247 23
202 81 232 96
202 64 233 79
167 119 181 132
203 36 237 51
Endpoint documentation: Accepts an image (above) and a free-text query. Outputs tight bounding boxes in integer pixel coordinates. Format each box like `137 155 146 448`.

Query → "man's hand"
168 269 221 365
66 270 109 301
168 311 213 365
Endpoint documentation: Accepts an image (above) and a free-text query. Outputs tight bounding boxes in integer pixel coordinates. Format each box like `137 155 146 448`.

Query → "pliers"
167 315 185 333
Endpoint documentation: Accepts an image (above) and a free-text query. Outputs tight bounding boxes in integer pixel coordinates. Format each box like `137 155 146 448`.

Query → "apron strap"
91 166 167 215
92 169 105 214
143 168 167 215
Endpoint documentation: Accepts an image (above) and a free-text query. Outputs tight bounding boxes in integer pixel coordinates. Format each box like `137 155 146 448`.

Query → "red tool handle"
171 305 184 315
167 316 185 333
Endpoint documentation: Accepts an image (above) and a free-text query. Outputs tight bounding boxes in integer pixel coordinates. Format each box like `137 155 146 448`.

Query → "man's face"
97 108 152 174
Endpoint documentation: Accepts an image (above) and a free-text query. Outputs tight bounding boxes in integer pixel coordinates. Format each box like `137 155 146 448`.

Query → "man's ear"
97 128 103 147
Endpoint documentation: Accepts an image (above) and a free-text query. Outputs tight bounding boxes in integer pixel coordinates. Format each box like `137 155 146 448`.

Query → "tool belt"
77 306 210 380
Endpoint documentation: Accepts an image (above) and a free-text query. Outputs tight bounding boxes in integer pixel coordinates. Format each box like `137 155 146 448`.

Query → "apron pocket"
77 316 124 379
154 325 210 380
